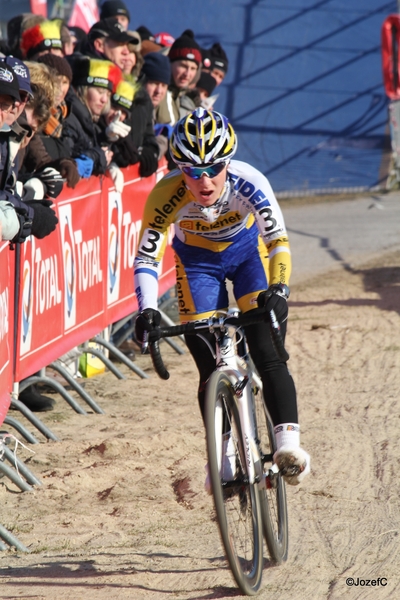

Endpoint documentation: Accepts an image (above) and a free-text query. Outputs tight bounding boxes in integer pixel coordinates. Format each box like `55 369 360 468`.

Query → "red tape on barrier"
14 160 176 383
0 241 14 423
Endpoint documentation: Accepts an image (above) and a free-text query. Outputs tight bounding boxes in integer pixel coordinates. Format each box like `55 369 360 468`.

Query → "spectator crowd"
0 0 229 411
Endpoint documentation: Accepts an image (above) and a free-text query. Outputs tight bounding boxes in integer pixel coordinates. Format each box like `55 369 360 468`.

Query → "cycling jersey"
134 160 291 317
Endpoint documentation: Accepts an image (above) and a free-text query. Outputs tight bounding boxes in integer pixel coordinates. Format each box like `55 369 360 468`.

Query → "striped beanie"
168 29 202 66
112 79 138 112
72 57 122 92
21 20 63 59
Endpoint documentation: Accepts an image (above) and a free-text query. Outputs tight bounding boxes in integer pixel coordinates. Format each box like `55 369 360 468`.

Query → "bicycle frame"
147 305 290 591
211 318 263 488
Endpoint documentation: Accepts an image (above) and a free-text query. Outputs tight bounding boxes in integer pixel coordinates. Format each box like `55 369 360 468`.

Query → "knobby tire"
253 383 289 563
205 371 263 595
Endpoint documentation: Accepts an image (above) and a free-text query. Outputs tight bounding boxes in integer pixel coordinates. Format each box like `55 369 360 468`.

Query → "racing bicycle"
145 306 289 595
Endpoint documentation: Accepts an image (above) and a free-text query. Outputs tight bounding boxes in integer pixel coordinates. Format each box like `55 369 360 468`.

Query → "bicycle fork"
232 374 280 492
231 374 262 487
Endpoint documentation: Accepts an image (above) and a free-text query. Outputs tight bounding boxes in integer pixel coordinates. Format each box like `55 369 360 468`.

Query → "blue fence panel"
2 0 397 192
121 0 395 192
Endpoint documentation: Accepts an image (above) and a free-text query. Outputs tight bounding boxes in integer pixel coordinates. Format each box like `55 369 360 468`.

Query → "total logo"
21 235 34 349
59 204 103 330
59 205 76 328
108 191 122 303
20 234 62 355
107 190 143 305
0 281 9 347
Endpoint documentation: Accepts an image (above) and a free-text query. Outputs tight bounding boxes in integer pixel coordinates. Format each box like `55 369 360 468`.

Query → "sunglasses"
181 162 227 180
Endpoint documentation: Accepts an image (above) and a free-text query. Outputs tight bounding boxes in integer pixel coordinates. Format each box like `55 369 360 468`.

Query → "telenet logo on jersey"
148 184 186 230
180 212 242 232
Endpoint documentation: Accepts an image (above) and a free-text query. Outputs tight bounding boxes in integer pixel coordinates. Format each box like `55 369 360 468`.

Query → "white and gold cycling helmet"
170 107 237 167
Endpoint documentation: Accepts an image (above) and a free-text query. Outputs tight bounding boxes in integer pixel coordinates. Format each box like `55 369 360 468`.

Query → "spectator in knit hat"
139 52 173 159
202 42 229 86
20 19 64 60
169 29 202 90
196 70 218 109
62 57 122 177
5 13 44 59
167 29 203 123
100 0 131 30
141 52 171 110
85 17 140 71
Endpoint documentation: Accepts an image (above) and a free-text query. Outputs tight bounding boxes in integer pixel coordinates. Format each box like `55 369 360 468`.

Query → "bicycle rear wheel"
205 371 263 596
253 381 288 563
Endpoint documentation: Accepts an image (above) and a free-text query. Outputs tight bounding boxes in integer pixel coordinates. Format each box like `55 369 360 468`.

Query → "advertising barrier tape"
0 241 14 423
14 160 176 384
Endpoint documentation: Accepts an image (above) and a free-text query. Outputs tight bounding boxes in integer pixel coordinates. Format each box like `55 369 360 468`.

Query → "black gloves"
11 204 34 244
257 284 290 319
25 200 59 239
36 167 65 198
135 308 162 345
139 147 159 178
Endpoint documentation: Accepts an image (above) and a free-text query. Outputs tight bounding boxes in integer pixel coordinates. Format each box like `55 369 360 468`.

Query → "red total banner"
0 241 14 423
15 161 176 382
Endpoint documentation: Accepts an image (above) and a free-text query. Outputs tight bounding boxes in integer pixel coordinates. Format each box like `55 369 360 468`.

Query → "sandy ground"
0 243 400 599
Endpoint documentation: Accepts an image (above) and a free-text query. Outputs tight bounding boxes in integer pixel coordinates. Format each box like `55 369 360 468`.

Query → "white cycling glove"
105 111 131 142
108 162 124 193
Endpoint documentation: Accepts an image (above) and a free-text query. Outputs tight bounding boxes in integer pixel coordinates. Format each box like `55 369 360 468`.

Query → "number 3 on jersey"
259 206 277 233
140 229 163 259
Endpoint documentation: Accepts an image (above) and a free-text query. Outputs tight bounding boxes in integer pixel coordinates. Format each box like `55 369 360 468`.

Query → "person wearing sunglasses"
134 107 310 488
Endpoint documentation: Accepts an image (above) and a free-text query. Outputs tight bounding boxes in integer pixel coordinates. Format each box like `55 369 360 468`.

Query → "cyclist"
134 107 310 486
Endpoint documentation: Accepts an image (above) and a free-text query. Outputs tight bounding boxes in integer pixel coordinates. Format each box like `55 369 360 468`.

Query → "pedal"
263 468 279 490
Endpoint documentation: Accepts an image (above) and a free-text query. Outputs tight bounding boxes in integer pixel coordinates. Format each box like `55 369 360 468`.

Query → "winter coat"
0 122 35 238
62 87 108 176
103 85 159 178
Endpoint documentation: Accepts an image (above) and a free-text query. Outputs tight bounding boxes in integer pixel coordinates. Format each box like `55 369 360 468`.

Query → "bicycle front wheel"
205 371 264 596
253 383 288 563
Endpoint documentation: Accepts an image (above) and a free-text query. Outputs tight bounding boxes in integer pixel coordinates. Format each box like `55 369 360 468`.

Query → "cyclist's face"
183 165 228 206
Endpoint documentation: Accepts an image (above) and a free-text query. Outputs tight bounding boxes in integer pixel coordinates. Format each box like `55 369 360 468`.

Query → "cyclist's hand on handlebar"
257 284 290 318
135 308 162 345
